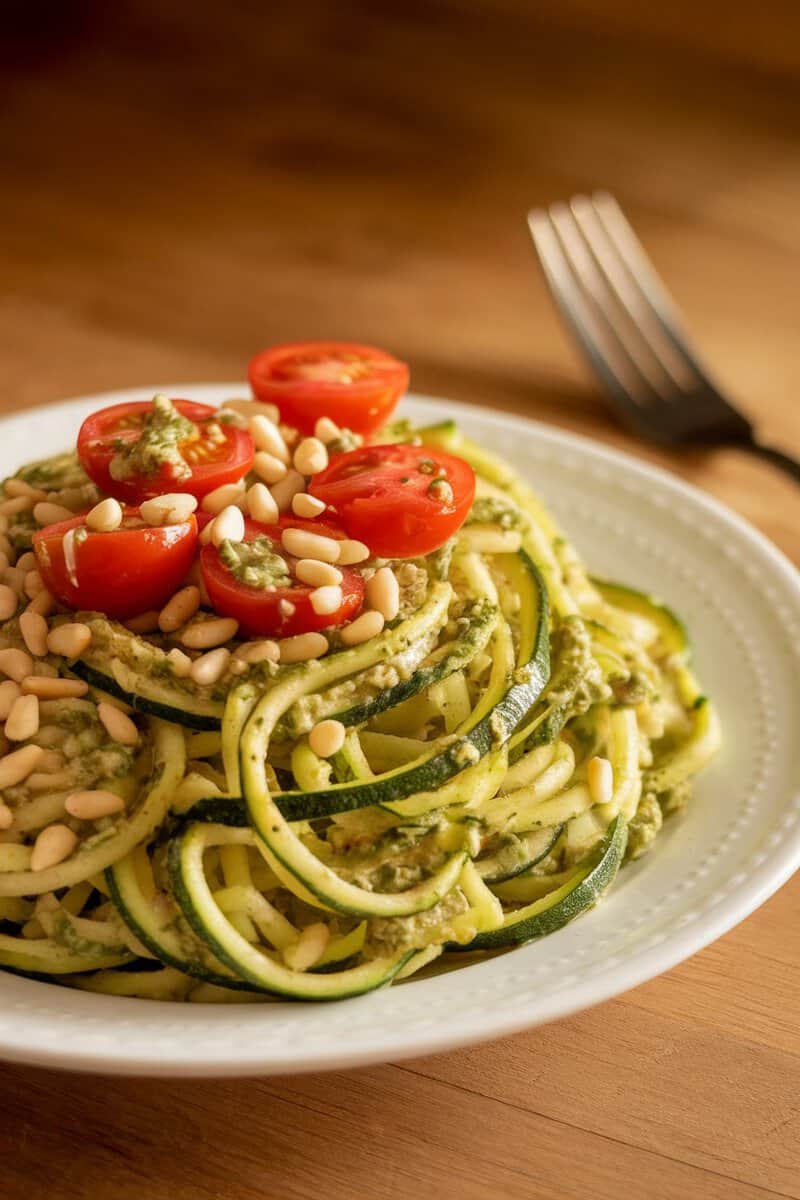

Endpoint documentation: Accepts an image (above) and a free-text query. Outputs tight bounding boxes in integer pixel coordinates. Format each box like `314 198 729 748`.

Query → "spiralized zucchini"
0 420 720 1001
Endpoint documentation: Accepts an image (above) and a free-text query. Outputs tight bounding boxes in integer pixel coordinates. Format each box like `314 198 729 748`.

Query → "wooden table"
1 4 799 1197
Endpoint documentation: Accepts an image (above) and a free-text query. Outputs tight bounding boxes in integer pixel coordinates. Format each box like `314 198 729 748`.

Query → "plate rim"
0 382 797 1077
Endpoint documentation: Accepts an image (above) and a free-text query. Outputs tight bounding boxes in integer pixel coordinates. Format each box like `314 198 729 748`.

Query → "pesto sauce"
109 394 197 482
219 536 291 590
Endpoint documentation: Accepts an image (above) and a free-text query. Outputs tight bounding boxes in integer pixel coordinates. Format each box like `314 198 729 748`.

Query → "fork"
527 193 800 484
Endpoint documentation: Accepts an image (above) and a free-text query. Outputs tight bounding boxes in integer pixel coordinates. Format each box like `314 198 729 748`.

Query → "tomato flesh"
201 516 364 637
33 511 198 620
248 342 408 436
309 444 475 558
77 398 254 503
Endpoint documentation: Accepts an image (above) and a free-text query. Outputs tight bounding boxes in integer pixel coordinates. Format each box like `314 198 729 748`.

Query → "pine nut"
0 680 21 719
16 551 36 571
278 599 295 618
249 415 290 462
340 610 384 646
158 586 201 633
246 482 279 524
39 750 66 772
283 922 330 971
97 701 139 747
293 437 329 476
0 744 44 788
0 551 8 573
292 492 326 519
0 536 11 559
26 589 55 617
24 570 45 599
337 539 370 565
4 694 39 741
19 611 49 657
279 423 299 448
221 398 280 424
428 478 454 506
4 479 46 499
294 559 343 587
366 567 400 621
21 676 88 699
588 756 614 806
234 640 280 665
85 496 124 532
278 632 328 663
124 611 161 634
33 501 74 526
180 617 239 649
200 481 247 515
281 528 341 564
0 584 18 620
252 451 288 485
189 647 231 686
3 567 26 596
47 623 92 659
0 648 34 681
0 495 35 516
270 469 305 513
0 805 13 831
308 719 346 758
166 647 193 677
65 789 126 820
30 823 78 871
28 769 73 791
210 505 245 547
314 416 341 445
139 492 198 526
183 558 210 606
309 585 343 616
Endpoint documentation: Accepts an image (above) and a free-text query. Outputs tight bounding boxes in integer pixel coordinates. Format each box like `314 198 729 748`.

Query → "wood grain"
1 3 799 1197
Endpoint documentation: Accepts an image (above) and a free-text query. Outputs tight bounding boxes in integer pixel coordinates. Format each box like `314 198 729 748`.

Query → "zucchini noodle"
0 417 720 1001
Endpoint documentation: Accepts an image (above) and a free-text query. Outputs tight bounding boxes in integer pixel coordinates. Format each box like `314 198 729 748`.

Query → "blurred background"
3 0 799 540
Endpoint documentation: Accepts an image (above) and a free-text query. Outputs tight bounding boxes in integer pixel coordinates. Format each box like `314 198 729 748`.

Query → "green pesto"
109 395 197 483
219 536 291 590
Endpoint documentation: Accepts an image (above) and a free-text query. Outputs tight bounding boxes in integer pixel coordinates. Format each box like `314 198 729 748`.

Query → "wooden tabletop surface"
1 4 799 1197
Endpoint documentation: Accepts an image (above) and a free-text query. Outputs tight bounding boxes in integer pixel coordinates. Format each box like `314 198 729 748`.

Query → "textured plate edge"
0 383 797 1076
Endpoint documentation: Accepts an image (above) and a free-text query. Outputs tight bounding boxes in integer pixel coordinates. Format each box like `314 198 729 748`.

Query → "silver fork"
528 192 800 484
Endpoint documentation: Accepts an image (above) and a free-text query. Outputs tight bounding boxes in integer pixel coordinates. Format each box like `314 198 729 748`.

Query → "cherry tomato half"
200 516 365 638
77 398 254 503
33 510 198 620
248 342 409 436
309 444 475 559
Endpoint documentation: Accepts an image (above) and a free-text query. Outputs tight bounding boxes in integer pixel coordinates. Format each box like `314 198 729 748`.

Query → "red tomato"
77 399 254 503
309 444 475 558
200 517 365 638
248 342 409 436
33 511 198 620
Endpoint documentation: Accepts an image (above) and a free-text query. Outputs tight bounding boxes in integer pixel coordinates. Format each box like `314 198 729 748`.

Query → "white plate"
1 385 799 1077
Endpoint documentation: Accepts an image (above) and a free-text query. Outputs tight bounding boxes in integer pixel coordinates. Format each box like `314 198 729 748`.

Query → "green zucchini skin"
463 815 627 950
71 661 223 731
476 824 563 886
333 596 496 729
167 824 422 1000
0 932 134 975
242 549 550 823
106 852 258 992
591 579 690 661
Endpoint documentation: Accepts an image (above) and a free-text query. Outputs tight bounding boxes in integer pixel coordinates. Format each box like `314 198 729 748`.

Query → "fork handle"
742 441 800 486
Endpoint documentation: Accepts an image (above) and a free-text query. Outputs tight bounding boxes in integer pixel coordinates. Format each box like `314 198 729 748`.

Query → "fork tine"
587 192 719 392
548 202 678 403
527 207 661 421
